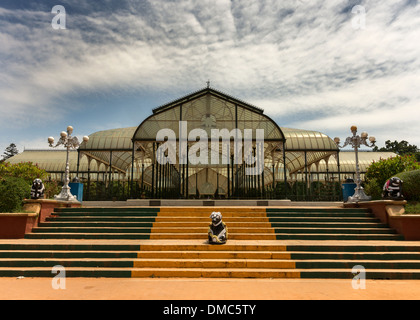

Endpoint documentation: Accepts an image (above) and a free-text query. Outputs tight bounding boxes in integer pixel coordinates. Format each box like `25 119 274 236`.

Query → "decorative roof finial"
206 80 210 88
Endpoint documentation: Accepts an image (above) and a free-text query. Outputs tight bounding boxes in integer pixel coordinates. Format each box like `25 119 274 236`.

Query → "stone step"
0 267 131 278
268 217 380 222
267 212 374 217
47 216 159 222
51 211 374 218
40 222 271 228
2 242 419 252
40 221 389 229
136 251 292 259
137 243 420 252
54 212 268 218
55 207 370 213
30 226 397 235
266 208 370 213
1 267 418 279
46 215 380 223
24 232 404 241
52 212 160 217
135 251 420 260
24 233 152 240
54 208 160 213
131 268 420 279
0 258 134 268
273 234 404 241
0 250 287 259
2 258 420 269
160 208 267 213
0 250 139 259
0 242 287 252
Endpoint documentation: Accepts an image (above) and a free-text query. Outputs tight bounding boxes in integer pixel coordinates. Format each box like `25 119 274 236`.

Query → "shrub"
43 180 61 199
275 182 289 199
309 181 341 201
365 155 420 198
0 162 48 183
0 177 31 212
364 178 382 200
393 170 420 201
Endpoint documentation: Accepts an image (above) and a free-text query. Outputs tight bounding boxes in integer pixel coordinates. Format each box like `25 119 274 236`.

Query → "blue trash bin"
342 183 357 202
68 182 84 203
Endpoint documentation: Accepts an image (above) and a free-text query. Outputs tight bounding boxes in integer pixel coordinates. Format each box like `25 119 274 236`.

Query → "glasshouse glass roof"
81 127 136 151
6 150 108 173
314 151 397 173
282 127 338 151
133 87 285 142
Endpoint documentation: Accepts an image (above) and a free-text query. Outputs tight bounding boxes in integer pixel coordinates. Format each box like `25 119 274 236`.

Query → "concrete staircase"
25 207 403 241
1 206 420 279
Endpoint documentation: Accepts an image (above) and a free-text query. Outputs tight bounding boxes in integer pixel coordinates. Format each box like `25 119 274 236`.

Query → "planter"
0 213 38 239
345 200 420 241
0 199 81 239
344 200 407 225
387 206 420 241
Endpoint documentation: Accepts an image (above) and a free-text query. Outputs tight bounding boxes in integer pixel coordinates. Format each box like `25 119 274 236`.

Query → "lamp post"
48 126 89 201
334 126 376 203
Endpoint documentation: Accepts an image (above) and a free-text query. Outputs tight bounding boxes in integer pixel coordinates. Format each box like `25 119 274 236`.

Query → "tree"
373 140 420 162
1 143 19 162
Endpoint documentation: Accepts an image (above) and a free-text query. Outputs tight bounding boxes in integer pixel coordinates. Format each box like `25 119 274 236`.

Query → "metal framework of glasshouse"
7 87 397 201
79 87 344 200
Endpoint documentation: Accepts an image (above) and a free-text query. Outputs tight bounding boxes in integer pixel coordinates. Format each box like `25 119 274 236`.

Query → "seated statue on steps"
208 212 228 245
382 177 404 200
31 178 45 199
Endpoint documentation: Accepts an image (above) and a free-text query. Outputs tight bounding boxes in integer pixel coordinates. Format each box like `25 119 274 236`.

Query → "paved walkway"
1 277 420 300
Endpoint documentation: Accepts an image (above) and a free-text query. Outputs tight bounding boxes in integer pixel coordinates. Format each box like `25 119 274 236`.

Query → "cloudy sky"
0 0 419 155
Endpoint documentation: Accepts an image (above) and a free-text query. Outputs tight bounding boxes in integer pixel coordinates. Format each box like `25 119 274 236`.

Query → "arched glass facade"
7 87 397 201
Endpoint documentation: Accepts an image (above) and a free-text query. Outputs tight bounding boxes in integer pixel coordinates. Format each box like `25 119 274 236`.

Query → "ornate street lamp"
334 126 376 203
48 126 89 201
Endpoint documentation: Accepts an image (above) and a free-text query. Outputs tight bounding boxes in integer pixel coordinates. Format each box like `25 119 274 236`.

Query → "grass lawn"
405 202 420 214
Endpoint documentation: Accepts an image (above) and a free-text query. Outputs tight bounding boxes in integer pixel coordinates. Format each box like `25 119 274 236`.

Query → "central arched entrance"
131 87 286 199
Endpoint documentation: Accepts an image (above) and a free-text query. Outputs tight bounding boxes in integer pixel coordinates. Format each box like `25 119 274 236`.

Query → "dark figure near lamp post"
382 177 404 200
31 179 45 199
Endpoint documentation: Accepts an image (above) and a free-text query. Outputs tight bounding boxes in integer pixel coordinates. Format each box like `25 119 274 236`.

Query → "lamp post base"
54 186 78 202
348 187 372 203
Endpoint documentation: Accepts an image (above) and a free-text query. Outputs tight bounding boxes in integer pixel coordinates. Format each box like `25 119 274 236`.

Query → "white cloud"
0 0 419 153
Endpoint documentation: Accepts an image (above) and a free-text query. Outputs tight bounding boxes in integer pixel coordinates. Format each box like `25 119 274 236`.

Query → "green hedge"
393 170 420 201
0 177 31 212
